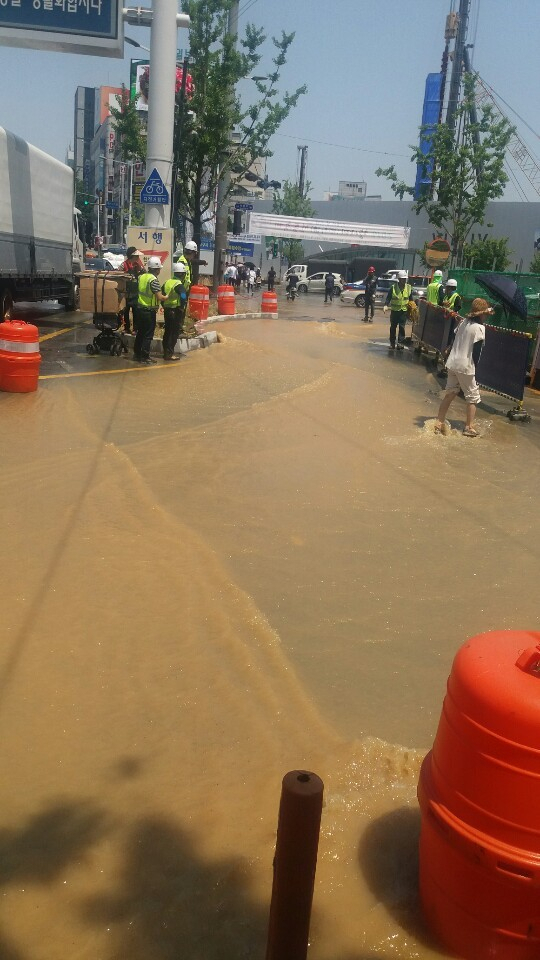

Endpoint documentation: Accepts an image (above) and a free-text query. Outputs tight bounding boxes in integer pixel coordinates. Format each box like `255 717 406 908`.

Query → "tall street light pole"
212 0 239 292
145 0 179 231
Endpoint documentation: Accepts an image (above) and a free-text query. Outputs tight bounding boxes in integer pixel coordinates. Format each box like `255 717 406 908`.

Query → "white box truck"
0 127 84 318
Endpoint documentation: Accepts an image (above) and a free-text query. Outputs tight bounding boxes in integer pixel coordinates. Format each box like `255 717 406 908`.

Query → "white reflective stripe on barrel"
189 293 204 301
0 339 40 353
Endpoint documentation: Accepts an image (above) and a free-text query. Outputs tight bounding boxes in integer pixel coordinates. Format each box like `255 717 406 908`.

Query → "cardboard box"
79 272 127 315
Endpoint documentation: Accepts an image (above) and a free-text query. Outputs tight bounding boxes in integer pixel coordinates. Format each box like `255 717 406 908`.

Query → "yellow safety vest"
178 255 192 289
442 291 460 311
426 280 441 304
162 278 185 308
390 283 412 312
138 272 159 309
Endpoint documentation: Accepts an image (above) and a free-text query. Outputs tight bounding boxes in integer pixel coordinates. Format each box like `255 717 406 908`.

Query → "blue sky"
1 0 539 202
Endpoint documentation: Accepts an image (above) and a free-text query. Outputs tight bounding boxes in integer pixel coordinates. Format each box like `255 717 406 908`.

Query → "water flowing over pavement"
1 296 540 959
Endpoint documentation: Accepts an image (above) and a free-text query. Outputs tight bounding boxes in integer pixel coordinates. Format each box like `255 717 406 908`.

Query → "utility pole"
445 0 471 136
297 145 308 198
212 0 239 292
144 0 178 231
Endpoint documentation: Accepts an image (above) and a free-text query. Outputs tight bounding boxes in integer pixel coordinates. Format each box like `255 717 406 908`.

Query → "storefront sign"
0 0 124 58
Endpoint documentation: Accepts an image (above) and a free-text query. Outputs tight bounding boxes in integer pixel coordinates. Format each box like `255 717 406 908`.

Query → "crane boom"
474 75 540 199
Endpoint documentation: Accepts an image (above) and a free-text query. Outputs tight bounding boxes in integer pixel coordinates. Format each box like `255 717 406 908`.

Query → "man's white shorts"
445 369 481 404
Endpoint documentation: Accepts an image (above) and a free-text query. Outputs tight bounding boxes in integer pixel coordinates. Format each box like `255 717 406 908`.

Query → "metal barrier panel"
476 325 531 403
417 302 452 353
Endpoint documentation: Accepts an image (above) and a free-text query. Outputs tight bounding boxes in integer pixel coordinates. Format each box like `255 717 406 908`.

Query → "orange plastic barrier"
188 284 209 321
217 284 235 316
0 319 41 392
418 630 540 959
261 291 278 315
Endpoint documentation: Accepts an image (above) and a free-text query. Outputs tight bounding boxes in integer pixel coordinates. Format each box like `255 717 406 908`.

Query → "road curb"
124 330 219 357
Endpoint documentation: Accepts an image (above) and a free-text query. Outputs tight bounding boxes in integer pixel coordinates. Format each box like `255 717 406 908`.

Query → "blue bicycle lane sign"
140 168 170 205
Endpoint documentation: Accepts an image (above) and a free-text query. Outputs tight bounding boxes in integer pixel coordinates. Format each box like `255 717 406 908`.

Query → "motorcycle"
286 283 297 301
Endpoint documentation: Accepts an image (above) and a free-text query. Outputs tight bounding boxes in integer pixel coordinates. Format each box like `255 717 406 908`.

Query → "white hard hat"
398 270 408 279
434 270 443 278
446 278 458 288
184 240 198 252
173 261 187 274
147 256 161 269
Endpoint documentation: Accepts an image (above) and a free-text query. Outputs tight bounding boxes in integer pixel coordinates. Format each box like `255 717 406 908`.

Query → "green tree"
272 179 314 264
462 236 511 271
109 89 146 163
376 74 514 265
530 251 540 274
175 0 306 246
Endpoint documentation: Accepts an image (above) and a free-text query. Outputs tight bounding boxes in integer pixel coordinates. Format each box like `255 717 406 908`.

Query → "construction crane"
472 74 540 200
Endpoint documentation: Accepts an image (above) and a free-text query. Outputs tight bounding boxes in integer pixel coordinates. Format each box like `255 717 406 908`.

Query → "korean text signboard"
127 226 174 284
0 0 124 58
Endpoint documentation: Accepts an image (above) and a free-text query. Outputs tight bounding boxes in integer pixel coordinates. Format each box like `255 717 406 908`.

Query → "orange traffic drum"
0 319 41 392
217 284 235 316
418 630 540 959
188 285 209 321
261 290 278 315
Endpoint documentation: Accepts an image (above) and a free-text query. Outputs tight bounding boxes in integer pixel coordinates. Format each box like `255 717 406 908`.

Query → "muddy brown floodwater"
1 298 540 959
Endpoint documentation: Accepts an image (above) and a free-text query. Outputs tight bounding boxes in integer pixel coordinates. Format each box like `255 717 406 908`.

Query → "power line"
274 132 409 159
238 0 260 16
480 76 540 146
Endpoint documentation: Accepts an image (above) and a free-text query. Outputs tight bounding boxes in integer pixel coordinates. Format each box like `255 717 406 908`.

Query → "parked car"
297 272 343 296
340 281 367 308
409 275 430 300
84 257 118 272
340 277 392 309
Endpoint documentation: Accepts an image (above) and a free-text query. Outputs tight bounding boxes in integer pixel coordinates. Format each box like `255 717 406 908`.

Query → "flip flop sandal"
434 422 447 435
463 427 479 437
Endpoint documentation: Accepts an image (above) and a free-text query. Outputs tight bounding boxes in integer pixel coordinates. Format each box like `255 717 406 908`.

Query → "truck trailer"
0 127 83 319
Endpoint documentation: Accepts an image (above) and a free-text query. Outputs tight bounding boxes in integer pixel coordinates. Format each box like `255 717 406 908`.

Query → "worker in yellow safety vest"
438 277 462 313
426 269 444 304
383 270 413 350
161 261 189 360
134 255 168 364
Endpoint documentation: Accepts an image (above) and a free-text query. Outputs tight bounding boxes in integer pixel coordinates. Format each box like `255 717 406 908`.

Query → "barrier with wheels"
262 291 278 316
188 285 209 321
0 319 41 392
217 284 235 316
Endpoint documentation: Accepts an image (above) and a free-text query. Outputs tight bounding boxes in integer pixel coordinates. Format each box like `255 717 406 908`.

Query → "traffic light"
233 210 242 235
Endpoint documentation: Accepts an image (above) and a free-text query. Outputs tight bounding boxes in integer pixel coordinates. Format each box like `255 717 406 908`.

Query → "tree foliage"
530 251 540 274
109 89 146 162
175 0 306 244
272 179 314 264
376 74 514 264
462 235 511 271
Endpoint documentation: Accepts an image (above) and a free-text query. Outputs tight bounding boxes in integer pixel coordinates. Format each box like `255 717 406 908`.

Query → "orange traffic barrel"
217 284 235 316
188 285 209 321
418 630 540 959
261 290 278 315
0 318 41 392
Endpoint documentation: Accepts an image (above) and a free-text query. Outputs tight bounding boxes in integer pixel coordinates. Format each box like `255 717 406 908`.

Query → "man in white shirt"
434 297 494 437
227 263 238 286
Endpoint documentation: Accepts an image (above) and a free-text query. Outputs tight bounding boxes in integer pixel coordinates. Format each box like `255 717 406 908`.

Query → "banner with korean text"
248 213 410 249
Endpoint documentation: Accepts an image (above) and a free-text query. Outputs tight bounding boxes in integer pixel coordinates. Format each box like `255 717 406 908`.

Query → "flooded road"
1 296 540 958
